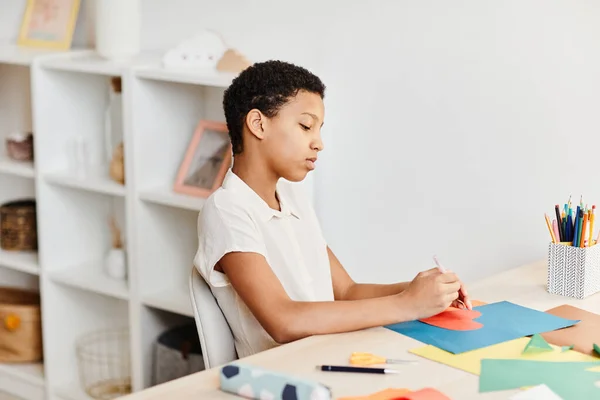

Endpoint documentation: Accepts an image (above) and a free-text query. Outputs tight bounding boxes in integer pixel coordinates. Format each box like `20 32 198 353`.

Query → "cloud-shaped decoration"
162 30 228 69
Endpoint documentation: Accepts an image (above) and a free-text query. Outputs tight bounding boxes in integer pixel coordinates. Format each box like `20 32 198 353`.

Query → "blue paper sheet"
385 301 579 354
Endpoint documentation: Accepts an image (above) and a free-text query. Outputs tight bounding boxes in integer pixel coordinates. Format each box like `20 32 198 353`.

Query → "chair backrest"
189 267 238 369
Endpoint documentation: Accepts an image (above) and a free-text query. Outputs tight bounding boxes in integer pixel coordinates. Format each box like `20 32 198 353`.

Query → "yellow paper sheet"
409 337 598 375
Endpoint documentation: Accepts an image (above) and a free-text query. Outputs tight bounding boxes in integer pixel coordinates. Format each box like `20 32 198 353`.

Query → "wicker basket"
76 328 132 400
0 199 38 251
0 287 43 363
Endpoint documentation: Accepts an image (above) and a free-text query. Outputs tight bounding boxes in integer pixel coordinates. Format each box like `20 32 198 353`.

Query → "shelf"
142 287 194 317
40 51 160 76
0 249 39 275
0 362 45 400
0 35 237 400
48 264 129 300
0 43 65 66
45 169 125 197
53 382 93 400
135 65 235 87
139 188 205 212
0 363 45 387
0 156 35 178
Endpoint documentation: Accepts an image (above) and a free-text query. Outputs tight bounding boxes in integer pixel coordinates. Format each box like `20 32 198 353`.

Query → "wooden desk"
120 260 600 399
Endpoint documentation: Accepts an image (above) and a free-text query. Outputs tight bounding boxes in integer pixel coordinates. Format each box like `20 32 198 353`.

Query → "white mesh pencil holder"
547 242 600 299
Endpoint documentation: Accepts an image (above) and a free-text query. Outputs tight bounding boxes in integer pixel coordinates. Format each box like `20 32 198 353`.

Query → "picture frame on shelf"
17 0 81 50
174 120 232 198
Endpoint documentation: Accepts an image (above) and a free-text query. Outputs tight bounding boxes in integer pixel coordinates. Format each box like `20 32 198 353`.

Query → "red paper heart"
394 387 451 400
419 306 483 331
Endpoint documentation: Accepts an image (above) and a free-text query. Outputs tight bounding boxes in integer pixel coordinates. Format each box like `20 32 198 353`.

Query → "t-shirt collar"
222 169 301 221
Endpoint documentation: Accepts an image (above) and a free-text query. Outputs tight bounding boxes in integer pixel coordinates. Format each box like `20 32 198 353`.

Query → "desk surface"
121 260 600 399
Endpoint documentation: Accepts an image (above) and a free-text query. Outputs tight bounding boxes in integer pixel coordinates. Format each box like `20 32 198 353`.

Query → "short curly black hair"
223 60 326 155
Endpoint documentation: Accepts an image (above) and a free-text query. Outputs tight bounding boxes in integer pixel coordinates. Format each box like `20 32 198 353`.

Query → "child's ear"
246 109 265 139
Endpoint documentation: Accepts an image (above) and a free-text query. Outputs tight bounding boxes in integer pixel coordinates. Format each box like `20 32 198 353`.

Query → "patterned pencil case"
220 362 332 400
547 242 600 299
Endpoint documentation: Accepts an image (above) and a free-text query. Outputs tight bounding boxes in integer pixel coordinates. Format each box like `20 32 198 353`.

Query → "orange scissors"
349 352 418 366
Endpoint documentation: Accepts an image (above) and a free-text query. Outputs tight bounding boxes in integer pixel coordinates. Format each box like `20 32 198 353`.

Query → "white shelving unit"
0 44 44 400
0 44 234 399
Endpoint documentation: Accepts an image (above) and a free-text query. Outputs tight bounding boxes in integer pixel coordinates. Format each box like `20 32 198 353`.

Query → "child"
194 60 471 359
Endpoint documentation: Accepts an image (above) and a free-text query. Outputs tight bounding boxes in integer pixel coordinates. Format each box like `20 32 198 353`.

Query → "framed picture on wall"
18 0 81 50
174 120 232 198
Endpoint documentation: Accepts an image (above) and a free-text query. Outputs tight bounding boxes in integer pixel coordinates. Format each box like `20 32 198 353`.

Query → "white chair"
189 267 238 369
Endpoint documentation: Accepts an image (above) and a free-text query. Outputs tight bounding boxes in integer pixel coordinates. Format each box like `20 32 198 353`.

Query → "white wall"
4 0 600 285
313 0 600 284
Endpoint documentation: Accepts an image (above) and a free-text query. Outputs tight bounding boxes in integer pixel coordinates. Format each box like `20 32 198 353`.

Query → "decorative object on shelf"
76 328 132 399
162 30 228 69
66 135 90 177
105 217 127 280
0 287 43 363
95 0 141 60
5 132 34 162
217 49 252 74
109 142 125 185
0 199 38 251
105 77 124 167
152 324 205 386
174 120 232 198
17 0 81 50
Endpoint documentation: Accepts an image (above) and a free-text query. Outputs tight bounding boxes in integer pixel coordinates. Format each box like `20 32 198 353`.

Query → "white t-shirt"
193 169 335 358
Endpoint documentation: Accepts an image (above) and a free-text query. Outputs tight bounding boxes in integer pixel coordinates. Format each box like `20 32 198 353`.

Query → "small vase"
6 132 34 161
95 0 141 60
105 248 127 280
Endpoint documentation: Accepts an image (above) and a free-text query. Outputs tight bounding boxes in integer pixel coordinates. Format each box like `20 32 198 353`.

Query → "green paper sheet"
561 345 574 352
594 343 600 356
522 334 553 354
479 359 600 400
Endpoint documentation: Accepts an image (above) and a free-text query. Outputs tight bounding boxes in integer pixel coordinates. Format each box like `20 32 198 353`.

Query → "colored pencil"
590 206 596 246
554 205 563 242
573 208 581 246
580 213 588 248
548 198 599 247
545 214 557 243
553 220 561 245
577 209 584 247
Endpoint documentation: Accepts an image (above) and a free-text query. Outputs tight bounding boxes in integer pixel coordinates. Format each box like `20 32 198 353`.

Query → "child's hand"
451 281 472 310
401 268 461 320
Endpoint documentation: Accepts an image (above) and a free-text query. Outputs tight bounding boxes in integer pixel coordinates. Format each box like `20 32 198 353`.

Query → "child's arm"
218 251 461 345
328 247 471 308
327 247 409 299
